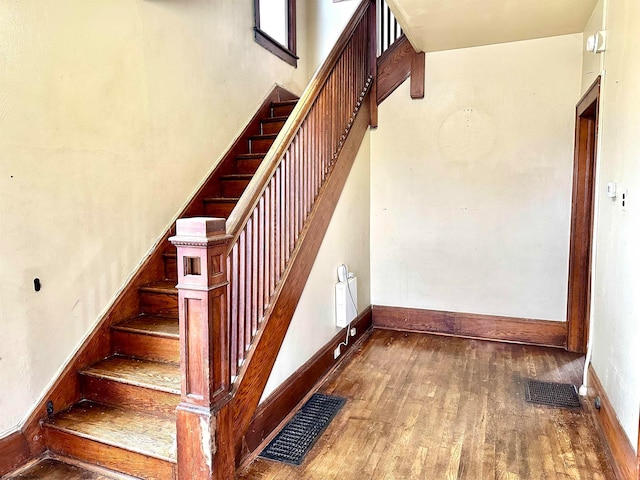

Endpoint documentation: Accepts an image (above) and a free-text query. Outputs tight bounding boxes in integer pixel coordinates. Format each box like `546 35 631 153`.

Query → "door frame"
566 76 601 353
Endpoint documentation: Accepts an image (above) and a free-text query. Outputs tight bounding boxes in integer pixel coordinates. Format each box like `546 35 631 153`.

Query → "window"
254 0 297 67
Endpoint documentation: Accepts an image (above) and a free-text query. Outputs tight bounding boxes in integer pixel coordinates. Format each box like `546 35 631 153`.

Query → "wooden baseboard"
587 365 637 480
241 307 372 462
372 305 567 348
0 430 31 476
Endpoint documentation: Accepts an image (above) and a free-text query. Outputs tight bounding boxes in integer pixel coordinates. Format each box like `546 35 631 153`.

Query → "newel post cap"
169 217 229 246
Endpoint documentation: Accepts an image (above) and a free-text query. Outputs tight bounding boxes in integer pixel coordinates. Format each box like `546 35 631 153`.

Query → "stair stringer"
229 96 372 458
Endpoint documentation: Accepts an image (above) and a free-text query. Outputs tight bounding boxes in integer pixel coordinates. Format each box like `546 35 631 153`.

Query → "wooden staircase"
4 98 298 480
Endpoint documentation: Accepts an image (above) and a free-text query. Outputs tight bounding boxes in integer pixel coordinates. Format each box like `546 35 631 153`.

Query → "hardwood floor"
238 330 615 480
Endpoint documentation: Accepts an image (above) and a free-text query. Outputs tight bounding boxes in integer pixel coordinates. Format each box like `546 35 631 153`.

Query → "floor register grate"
525 379 581 409
259 393 346 465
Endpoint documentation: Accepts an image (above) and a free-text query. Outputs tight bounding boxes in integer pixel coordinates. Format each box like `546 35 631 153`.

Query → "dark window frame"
253 0 298 67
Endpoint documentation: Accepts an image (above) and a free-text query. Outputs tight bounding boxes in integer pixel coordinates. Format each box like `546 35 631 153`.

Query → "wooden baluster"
370 0 378 128
275 166 282 280
230 245 238 378
280 159 288 273
245 218 253 352
169 217 233 480
272 172 279 291
291 147 297 250
258 196 265 323
251 207 259 335
292 138 298 243
238 230 246 367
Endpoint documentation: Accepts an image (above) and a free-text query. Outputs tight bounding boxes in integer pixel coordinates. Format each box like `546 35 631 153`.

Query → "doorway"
566 76 601 353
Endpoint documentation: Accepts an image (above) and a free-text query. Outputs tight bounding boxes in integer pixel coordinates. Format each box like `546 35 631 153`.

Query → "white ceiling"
386 0 598 52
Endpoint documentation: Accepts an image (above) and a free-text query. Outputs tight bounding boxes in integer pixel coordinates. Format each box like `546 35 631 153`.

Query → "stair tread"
113 315 178 339
4 456 139 480
236 153 265 160
248 133 278 140
202 196 240 203
272 99 297 106
138 281 176 295
261 116 288 123
81 356 180 394
45 402 176 462
220 173 254 181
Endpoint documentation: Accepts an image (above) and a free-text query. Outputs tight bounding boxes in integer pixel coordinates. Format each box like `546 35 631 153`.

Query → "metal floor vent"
259 393 346 465
525 379 581 409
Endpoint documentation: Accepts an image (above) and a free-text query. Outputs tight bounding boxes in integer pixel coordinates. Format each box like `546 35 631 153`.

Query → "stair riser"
140 292 178 317
261 120 286 134
248 137 275 154
221 179 251 197
271 104 296 117
81 376 179 418
202 201 235 218
43 428 175 480
112 330 180 364
163 256 177 281
235 158 262 174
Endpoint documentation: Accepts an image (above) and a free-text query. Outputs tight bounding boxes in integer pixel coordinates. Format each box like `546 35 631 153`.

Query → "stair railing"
170 1 377 478
377 0 403 56
225 0 376 384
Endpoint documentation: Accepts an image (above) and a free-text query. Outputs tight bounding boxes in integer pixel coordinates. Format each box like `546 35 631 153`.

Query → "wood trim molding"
566 75 601 353
241 307 372 462
372 305 567 348
0 431 31 476
586 365 637 480
230 97 372 450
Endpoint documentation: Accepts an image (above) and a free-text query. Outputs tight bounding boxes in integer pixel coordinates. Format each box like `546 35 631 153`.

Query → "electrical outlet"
333 346 341 359
622 189 628 211
350 327 356 337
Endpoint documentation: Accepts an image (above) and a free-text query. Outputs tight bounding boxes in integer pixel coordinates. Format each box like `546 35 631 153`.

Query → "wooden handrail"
225 0 372 242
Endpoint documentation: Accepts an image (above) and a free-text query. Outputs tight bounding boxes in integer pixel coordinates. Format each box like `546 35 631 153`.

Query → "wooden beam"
410 51 425 99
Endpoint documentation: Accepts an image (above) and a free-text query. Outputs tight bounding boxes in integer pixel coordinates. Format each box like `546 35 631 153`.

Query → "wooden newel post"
169 217 234 480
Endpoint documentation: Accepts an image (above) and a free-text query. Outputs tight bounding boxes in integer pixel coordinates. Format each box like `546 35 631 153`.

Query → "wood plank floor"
238 330 615 480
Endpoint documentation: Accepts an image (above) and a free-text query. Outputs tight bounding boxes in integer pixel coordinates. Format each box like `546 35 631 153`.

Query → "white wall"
370 34 583 321
0 0 310 435
306 0 360 74
586 0 640 451
262 132 371 401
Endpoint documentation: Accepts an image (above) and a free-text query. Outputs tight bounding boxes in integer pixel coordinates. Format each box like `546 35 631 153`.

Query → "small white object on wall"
586 31 607 53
